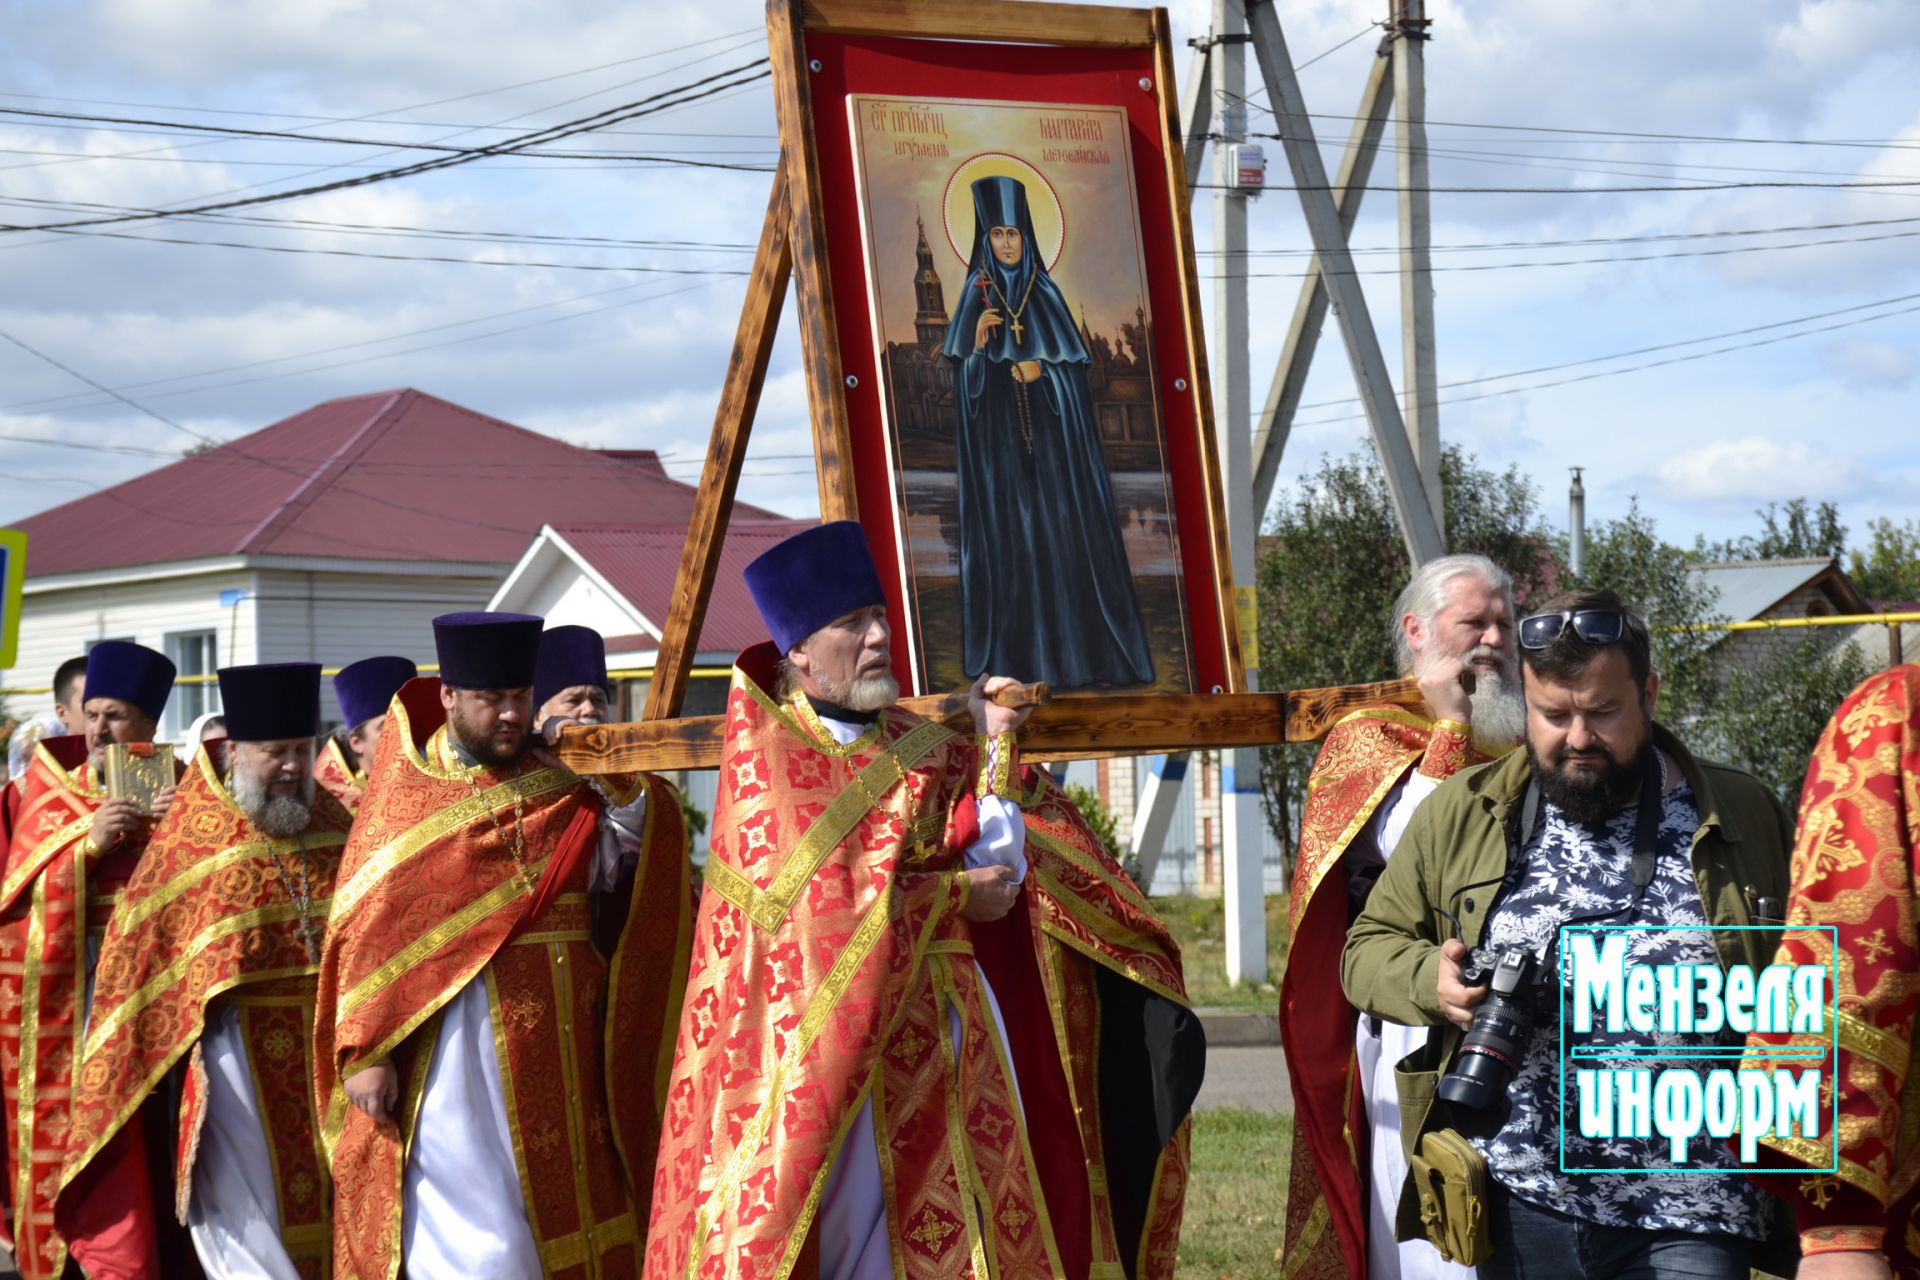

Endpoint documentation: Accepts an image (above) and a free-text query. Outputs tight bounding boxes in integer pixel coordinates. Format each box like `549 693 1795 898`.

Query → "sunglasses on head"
1518 609 1626 651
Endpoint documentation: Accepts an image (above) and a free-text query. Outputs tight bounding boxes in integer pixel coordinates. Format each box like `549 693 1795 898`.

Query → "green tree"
1692 634 1870 803
1692 498 1847 563
1254 447 1559 849
1563 499 1725 723
1849 516 1920 602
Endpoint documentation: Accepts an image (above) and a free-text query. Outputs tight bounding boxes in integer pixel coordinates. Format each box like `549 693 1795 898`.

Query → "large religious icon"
848 97 1193 694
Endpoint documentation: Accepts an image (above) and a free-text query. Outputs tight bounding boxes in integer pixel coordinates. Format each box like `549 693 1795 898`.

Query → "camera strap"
1513 748 1666 910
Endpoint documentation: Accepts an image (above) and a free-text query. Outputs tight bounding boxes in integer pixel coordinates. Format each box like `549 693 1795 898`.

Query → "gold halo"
941 152 1066 273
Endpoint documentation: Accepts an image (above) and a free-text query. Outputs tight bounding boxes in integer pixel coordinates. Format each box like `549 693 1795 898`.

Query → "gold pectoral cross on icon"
1007 315 1025 343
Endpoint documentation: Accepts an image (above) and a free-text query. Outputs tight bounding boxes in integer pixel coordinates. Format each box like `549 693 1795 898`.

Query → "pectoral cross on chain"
1008 315 1024 343
296 916 323 965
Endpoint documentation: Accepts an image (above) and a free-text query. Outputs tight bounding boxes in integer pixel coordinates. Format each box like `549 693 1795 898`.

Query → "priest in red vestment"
1741 663 1920 1280
0 641 178 1279
312 656 415 813
644 521 1203 1280
1278 555 1524 1280
315 612 692 1280
57 661 352 1279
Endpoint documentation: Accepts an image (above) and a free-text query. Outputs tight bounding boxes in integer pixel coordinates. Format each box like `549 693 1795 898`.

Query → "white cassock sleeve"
590 782 649 892
187 1007 302 1280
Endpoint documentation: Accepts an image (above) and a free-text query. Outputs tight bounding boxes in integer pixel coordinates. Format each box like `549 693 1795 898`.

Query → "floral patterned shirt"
1468 774 1770 1239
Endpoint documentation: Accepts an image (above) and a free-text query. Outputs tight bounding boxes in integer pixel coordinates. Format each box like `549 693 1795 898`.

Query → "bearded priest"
1278 554 1526 1280
316 612 692 1280
56 661 352 1279
644 521 1203 1280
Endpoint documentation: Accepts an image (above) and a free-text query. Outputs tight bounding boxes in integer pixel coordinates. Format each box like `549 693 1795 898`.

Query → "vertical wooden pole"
642 171 795 720
768 0 860 521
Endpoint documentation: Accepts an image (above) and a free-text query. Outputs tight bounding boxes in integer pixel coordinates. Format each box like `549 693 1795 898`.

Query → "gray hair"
1389 553 1514 675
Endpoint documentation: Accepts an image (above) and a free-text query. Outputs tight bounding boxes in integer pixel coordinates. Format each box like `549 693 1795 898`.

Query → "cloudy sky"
2 0 1915 557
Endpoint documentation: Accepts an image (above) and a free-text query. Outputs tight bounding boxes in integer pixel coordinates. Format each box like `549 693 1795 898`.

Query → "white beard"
836 673 900 713
1466 668 1527 752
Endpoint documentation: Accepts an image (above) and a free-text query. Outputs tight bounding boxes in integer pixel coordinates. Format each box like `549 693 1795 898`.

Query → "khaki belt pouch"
1407 1128 1492 1266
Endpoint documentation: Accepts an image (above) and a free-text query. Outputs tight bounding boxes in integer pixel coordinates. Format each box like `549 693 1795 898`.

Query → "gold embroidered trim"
1837 1008 1910 1075
113 829 347 938
327 765 574 925
705 719 952 933
59 961 317 1192
1281 1193 1331 1280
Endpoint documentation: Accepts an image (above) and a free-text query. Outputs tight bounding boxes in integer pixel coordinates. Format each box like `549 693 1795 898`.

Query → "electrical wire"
1196 211 1920 258
1203 222 1920 278
0 58 773 234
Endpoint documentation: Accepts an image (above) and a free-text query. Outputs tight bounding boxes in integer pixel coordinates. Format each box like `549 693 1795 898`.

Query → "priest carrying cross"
644 521 1203 1280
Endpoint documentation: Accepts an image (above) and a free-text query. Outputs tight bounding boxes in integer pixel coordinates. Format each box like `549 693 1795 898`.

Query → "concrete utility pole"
1245 0 1444 565
1392 0 1442 530
1212 0 1267 986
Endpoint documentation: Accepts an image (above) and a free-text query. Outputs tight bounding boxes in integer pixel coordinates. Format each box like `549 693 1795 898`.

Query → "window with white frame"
164 631 220 741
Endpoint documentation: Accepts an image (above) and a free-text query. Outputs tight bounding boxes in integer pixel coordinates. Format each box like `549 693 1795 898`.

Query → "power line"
1287 290 1920 412
0 329 212 447
5 223 757 275
1194 175 1920 194
0 104 779 167
0 58 773 234
1230 90 1920 151
1196 211 1920 258
0 277 727 416
0 195 758 252
1205 221 1920 278
1276 299 1920 431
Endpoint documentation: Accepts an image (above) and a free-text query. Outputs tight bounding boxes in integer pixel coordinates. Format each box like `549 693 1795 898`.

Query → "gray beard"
231 766 314 837
1467 669 1527 752
819 672 900 713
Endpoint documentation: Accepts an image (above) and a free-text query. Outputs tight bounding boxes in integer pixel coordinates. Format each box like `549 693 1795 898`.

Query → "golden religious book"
103 742 175 814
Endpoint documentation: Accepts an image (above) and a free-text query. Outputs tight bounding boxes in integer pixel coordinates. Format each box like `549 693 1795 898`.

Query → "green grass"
1175 1108 1293 1277
1154 893 1290 1008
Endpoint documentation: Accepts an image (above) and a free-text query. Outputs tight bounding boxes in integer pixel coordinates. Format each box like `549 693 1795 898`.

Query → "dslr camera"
1436 947 1544 1109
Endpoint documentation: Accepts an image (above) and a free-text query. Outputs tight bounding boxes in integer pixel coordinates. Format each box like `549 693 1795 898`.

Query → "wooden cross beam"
554 676 1426 773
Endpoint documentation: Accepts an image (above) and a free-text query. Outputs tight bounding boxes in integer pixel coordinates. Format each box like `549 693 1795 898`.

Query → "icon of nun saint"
941 175 1154 689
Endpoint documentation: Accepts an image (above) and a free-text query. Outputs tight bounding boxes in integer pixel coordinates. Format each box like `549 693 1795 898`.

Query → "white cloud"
1655 436 1867 503
1819 338 1917 387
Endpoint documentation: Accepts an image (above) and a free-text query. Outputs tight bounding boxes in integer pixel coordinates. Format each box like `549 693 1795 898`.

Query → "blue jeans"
1479 1187 1751 1280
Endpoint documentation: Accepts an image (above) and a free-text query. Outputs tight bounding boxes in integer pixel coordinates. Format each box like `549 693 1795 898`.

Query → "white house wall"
251 568 496 729
501 560 651 640
2 567 259 739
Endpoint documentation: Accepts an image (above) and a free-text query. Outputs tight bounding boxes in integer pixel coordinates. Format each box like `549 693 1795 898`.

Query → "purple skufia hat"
742 521 887 654
82 641 177 721
333 656 418 729
534 625 608 708
431 612 544 690
216 663 321 741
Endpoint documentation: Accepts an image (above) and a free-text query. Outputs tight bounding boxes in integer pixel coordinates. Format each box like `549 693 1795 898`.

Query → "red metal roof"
549 518 811 655
16 389 776 577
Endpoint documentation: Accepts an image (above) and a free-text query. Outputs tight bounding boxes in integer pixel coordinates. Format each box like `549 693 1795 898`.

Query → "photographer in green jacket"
1341 587 1794 1280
